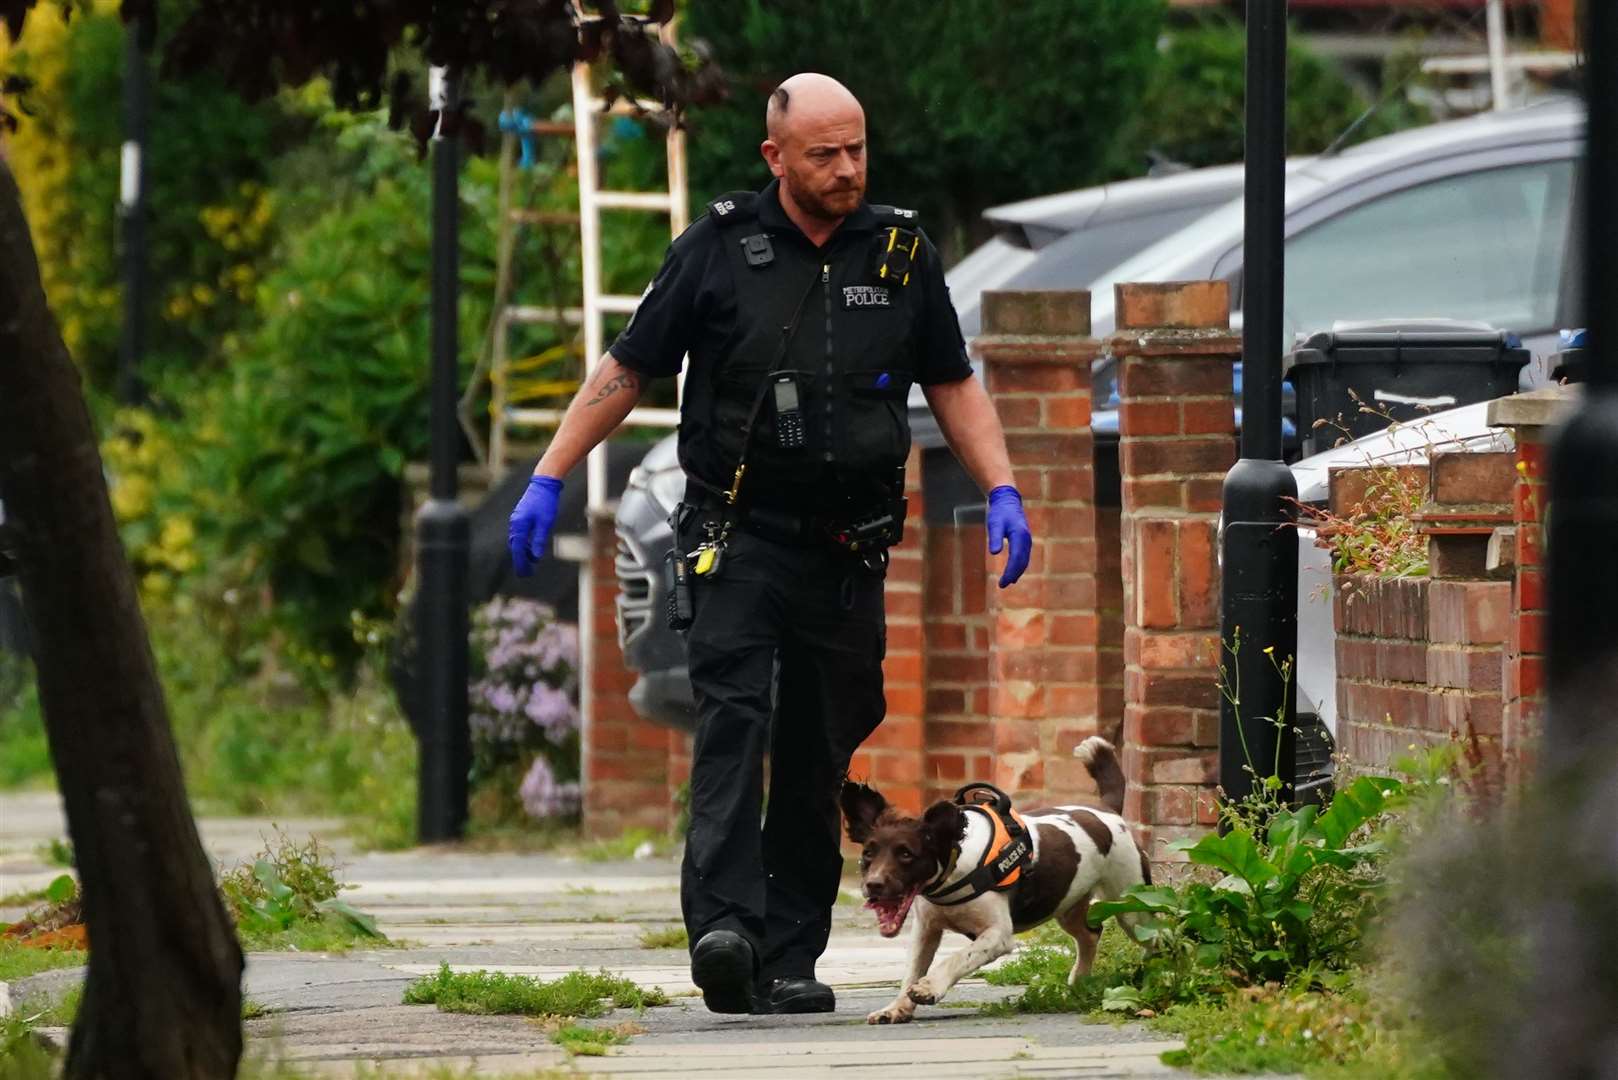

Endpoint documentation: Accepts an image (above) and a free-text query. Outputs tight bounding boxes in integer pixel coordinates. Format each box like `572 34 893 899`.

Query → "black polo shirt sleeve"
912 230 975 386
609 218 717 379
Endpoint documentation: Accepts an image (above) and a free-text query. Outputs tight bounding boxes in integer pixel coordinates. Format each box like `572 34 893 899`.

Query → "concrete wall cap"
1486 384 1581 429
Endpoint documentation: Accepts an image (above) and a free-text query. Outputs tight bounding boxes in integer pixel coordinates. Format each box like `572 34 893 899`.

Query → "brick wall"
919 520 991 805
848 448 930 814
583 510 674 837
1096 504 1126 748
1331 451 1517 779
976 290 1101 807
1504 421 1553 783
1108 282 1237 868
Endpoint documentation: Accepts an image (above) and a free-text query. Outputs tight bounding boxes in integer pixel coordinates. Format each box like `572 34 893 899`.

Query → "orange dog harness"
922 782 1034 906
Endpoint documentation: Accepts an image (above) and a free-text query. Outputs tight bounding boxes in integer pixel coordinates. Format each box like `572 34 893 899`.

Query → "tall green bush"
175 112 499 667
682 0 1166 259
1116 23 1426 172
2 0 283 399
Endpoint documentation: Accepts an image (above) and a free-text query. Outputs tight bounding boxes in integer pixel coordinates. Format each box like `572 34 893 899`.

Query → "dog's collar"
921 798 1033 907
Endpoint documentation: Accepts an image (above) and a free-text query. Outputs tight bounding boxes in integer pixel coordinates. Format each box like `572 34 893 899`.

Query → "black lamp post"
1219 0 1297 803
414 66 472 843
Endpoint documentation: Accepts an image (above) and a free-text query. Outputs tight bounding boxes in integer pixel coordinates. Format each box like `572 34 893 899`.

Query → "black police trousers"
678 511 887 985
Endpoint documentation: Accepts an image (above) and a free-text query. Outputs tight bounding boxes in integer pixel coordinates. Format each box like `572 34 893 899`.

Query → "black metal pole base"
1219 457 1299 803
414 497 471 844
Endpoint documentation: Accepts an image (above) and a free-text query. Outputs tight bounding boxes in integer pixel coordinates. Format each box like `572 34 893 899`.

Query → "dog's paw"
866 1004 914 1025
906 978 940 1005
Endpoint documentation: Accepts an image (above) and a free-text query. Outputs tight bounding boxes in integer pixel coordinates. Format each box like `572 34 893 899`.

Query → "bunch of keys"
690 520 731 577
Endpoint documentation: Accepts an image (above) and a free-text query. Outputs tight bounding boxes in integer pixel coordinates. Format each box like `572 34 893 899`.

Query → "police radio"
772 374 806 449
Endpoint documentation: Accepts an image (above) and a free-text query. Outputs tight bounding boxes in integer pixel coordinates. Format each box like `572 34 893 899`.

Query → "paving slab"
0 791 1221 1077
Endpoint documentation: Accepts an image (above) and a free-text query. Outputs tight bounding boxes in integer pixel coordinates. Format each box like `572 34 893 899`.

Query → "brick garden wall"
578 293 1560 844
1330 452 1516 780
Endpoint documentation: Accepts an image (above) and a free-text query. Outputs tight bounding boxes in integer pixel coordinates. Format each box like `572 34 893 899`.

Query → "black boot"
752 976 835 1014
690 930 756 1014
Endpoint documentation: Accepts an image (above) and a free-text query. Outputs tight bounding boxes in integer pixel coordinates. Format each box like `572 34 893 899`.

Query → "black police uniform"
610 178 972 996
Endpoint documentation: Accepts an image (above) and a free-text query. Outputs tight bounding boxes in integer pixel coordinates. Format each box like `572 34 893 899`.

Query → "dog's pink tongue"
867 899 906 937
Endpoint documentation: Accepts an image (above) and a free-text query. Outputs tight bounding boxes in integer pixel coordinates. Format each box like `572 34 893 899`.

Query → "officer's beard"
784 169 864 223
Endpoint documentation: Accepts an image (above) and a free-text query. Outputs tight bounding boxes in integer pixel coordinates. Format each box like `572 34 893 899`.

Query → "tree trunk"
0 158 243 1076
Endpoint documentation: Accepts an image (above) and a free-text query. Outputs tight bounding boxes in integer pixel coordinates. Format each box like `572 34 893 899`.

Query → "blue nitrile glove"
508 476 564 578
987 485 1033 589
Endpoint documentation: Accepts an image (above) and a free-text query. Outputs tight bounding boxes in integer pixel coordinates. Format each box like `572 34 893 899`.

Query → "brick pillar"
1095 503 1126 748
1487 388 1576 784
1418 451 1516 784
978 290 1100 806
920 515 990 806
848 447 929 813
582 510 671 837
1108 282 1239 868
1542 0 1578 50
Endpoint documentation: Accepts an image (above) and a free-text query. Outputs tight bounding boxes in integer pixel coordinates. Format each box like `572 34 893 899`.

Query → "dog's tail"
1074 736 1125 815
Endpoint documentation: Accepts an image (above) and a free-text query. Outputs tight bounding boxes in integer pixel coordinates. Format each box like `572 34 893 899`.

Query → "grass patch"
571 827 673 862
978 927 1143 1016
0 940 87 981
10 983 82 1028
636 925 688 950
550 1021 640 1056
1147 984 1443 1078
403 964 669 1017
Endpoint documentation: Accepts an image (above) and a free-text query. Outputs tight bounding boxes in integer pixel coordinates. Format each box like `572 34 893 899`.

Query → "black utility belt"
687 496 907 553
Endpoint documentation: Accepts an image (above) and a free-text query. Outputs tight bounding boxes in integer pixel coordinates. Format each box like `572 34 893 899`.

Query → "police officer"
509 73 1034 1015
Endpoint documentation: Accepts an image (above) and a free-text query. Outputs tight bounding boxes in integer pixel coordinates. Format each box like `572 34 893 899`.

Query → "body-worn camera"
827 496 908 553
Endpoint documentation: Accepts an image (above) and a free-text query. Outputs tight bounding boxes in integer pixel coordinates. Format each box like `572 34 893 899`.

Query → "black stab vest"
679 190 922 510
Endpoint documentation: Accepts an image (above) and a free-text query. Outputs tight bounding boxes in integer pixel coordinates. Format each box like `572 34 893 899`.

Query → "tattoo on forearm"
585 369 641 407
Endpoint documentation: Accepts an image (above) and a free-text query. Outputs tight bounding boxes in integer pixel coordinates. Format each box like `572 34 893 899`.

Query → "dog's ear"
840 780 888 843
921 800 967 857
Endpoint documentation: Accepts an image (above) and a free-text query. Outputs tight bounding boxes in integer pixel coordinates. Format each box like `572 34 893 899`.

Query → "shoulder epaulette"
871 204 921 226
706 190 760 224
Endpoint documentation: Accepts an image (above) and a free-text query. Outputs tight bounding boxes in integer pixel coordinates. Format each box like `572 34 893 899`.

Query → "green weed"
402 964 669 1017
0 1013 55 1080
1150 982 1445 1078
219 832 386 952
636 925 687 949
550 1021 638 1056
979 929 1143 1016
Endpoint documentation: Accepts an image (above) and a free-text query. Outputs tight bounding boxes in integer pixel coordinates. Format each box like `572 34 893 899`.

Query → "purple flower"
524 683 579 742
468 597 582 756
520 756 581 820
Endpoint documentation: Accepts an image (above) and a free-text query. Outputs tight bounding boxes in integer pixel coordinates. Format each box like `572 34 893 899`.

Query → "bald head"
761 73 868 226
765 72 864 144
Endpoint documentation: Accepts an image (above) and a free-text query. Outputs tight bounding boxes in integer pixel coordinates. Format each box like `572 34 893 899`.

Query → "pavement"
0 790 1202 1078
